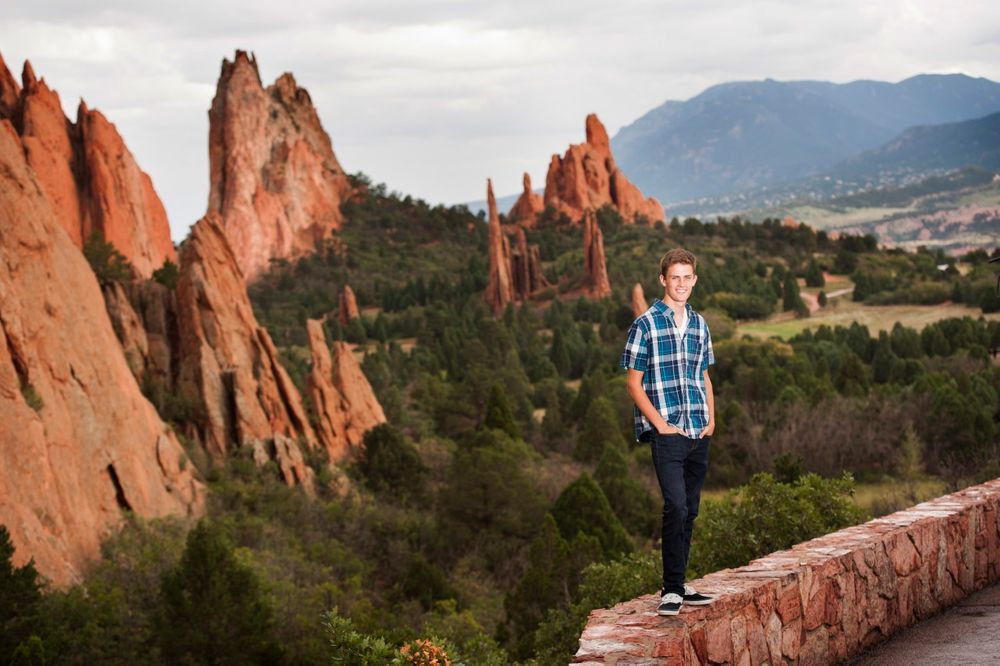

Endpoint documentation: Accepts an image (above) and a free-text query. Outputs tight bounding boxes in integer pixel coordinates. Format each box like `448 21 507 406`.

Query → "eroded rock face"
207 50 352 281
510 225 550 299
174 214 316 491
305 319 387 462
631 282 649 318
0 119 203 586
338 284 360 327
508 172 544 226
583 209 612 298
484 178 515 315
0 53 176 277
544 114 665 225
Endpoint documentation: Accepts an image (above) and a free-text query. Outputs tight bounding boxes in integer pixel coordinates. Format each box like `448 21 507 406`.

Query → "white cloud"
2 0 999 241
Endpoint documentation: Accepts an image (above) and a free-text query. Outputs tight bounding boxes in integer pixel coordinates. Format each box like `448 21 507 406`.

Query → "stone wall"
574 478 1000 665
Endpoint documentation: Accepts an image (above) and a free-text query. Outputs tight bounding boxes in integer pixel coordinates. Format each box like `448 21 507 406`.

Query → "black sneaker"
683 584 714 605
656 592 683 616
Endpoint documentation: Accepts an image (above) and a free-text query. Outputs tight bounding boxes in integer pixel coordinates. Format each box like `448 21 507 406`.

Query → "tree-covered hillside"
6 181 998 665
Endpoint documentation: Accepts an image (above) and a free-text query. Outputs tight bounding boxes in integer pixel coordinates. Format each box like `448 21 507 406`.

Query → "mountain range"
611 73 1000 205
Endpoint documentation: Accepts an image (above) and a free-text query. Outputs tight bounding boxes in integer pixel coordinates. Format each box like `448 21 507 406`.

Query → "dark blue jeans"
650 432 710 596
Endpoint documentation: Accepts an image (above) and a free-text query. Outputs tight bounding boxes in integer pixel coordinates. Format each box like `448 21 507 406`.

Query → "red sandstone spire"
484 178 515 315
583 209 612 298
508 171 545 226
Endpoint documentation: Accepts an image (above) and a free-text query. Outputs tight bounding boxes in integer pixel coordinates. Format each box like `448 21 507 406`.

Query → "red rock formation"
306 319 386 461
631 282 649 318
174 214 316 491
583 209 612 298
508 172 544 226
544 114 665 225
0 54 176 277
0 119 203 586
338 284 360 327
484 179 516 315
509 225 550 298
207 50 352 281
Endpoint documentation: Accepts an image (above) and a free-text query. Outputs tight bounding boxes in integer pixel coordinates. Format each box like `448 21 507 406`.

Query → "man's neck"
662 294 687 319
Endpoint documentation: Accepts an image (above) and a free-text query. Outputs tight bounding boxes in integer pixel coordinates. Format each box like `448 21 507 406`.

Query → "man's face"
660 262 697 305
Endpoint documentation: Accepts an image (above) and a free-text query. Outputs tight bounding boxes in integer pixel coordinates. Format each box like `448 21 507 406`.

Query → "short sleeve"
620 319 649 373
701 320 715 374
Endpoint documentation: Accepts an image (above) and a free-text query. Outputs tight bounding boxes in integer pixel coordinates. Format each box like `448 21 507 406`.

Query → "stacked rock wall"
575 479 1000 665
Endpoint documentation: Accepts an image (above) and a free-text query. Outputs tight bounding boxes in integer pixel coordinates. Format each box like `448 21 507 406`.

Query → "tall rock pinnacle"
0 52 176 277
508 172 545 226
583 209 612 298
544 114 665 225
306 319 387 462
484 178 516 315
207 51 353 281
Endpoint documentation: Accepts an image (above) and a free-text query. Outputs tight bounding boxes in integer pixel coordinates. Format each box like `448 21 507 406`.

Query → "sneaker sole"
683 598 714 605
657 608 681 616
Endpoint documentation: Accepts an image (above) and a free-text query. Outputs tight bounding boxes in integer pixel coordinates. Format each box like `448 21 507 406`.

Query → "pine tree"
0 526 42 664
594 445 657 537
551 474 633 559
574 396 627 463
160 521 280 665
805 260 825 288
483 382 521 439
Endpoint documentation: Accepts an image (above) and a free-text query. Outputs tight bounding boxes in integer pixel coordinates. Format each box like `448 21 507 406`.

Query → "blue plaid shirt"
619 299 714 441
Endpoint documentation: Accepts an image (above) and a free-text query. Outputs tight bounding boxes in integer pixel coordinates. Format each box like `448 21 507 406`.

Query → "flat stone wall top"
575 478 1000 665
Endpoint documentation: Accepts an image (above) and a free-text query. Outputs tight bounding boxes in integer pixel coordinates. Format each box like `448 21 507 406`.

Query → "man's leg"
681 436 711 574
650 433 689 597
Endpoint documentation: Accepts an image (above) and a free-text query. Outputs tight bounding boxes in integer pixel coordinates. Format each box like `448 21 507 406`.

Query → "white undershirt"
675 308 688 337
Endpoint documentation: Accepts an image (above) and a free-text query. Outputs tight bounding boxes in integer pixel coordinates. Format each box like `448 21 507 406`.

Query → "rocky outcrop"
508 172 544 226
174 214 316 491
484 179 516 315
207 50 352 281
306 319 386 462
338 284 360 327
0 119 203 586
0 53 176 277
544 114 665 225
583 210 612 298
631 282 649 317
510 225 551 298
575 478 1000 665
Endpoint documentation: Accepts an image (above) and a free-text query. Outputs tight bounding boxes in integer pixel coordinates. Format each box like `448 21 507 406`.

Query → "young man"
620 248 716 616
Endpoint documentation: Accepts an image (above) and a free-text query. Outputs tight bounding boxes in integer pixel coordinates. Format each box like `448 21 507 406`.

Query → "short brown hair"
660 248 697 276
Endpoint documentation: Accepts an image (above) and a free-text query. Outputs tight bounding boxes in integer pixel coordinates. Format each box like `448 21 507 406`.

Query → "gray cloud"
3 0 999 241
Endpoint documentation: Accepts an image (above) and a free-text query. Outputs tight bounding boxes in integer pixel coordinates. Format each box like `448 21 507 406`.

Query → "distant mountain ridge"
612 74 1000 204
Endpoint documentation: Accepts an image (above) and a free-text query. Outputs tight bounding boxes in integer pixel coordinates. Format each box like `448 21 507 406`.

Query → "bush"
83 232 133 284
357 424 428 503
688 472 866 577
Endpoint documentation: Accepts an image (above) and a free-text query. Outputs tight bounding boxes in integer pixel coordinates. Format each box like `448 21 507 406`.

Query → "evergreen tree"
503 515 600 660
358 424 428 502
805 260 825 287
574 396 627 463
1 526 42 663
551 474 633 559
483 383 521 439
782 274 807 316
594 445 657 537
159 521 280 665
549 329 571 377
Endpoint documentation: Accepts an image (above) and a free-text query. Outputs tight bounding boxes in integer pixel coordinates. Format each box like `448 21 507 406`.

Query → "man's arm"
699 369 715 437
626 369 679 435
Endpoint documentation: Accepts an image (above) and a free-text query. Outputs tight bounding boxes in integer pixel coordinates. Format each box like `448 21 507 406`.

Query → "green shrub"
688 472 866 577
83 231 133 285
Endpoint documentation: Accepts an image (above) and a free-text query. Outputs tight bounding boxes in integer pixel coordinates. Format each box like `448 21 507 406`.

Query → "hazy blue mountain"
832 110 1000 179
613 74 1000 204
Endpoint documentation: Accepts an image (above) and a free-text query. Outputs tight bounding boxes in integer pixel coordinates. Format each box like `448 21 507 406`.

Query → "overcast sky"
4 0 1000 241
